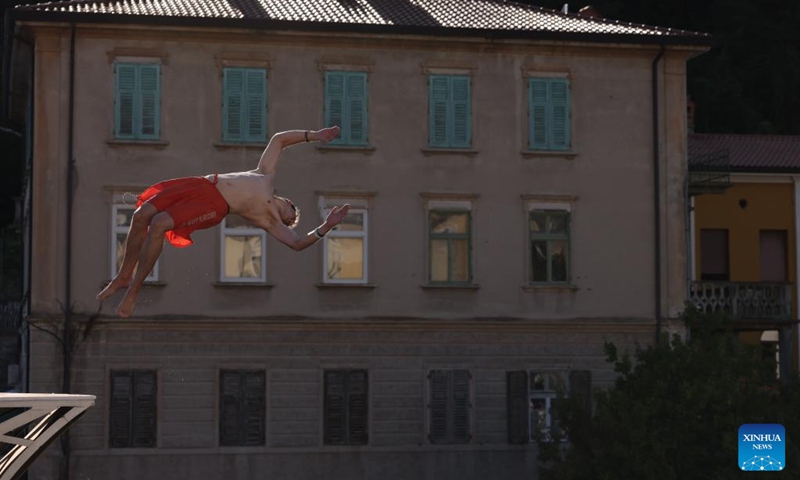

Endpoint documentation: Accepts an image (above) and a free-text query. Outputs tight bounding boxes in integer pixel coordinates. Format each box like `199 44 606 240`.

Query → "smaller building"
689 134 800 377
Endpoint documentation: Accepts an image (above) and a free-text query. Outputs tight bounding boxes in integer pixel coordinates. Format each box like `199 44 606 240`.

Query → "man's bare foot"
96 276 131 301
116 289 139 318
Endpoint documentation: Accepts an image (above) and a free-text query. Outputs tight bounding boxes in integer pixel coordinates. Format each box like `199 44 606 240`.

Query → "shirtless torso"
204 171 278 229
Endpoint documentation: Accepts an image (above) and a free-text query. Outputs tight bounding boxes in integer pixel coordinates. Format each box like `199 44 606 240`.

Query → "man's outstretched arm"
256 126 341 174
265 204 351 251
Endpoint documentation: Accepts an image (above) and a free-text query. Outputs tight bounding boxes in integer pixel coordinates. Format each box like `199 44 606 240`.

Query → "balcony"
688 149 731 196
689 282 793 323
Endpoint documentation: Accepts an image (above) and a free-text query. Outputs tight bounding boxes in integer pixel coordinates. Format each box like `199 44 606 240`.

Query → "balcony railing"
689 282 793 322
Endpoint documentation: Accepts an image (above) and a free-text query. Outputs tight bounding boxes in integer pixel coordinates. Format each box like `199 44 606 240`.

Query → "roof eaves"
9 9 715 46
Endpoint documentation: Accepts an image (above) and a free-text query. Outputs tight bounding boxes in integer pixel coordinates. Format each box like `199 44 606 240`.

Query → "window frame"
427 207 473 285
221 66 268 144
113 62 161 141
322 207 369 285
324 70 369 146
528 370 569 442
219 215 267 284
527 76 571 151
111 204 159 282
528 205 571 285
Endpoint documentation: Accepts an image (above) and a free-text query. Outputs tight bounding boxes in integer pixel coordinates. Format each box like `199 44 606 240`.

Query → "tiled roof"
689 134 800 173
15 0 711 43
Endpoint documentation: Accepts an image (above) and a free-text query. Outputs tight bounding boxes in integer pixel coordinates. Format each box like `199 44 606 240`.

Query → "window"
529 209 570 284
428 210 472 284
114 63 161 140
323 209 368 284
700 229 729 281
324 71 368 146
759 230 788 282
323 370 368 445
222 67 267 143
111 204 158 282
428 370 471 444
219 370 266 447
507 370 591 444
528 78 570 151
220 215 267 283
428 74 471 148
109 370 157 448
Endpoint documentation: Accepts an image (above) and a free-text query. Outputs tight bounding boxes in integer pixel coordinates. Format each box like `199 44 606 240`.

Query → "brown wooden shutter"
243 372 265 446
219 371 242 446
452 370 472 443
428 370 449 443
347 370 368 445
132 371 156 447
507 370 530 444
109 371 133 448
324 370 347 445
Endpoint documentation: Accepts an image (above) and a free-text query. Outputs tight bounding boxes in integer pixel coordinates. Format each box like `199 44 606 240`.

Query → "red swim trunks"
136 174 230 248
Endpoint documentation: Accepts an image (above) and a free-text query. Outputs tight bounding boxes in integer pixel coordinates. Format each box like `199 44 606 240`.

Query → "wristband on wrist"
304 131 310 142
313 227 325 238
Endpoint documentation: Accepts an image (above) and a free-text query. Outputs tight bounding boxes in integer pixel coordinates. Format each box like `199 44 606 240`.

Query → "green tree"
538 311 800 479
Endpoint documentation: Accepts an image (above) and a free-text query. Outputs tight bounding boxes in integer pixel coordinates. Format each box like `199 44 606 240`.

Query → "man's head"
276 196 300 228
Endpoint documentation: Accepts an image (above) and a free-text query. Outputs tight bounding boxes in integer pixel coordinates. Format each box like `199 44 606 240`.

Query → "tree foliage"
538 311 800 480
518 0 800 134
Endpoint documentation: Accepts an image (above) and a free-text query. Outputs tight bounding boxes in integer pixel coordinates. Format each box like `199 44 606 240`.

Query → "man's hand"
323 204 351 232
313 126 341 143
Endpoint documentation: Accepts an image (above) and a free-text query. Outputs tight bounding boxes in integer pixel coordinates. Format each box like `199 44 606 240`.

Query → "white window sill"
521 150 578 160
107 139 169 149
99 280 165 290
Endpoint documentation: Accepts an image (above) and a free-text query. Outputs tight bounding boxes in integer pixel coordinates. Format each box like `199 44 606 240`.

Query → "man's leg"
97 203 160 300
116 211 174 318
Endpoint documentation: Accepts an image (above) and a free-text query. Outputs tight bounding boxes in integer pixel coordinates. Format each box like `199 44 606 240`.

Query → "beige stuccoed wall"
22 22 702 480
29 25 695 321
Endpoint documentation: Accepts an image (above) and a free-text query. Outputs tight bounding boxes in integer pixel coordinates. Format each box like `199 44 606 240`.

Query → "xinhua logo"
739 424 785 471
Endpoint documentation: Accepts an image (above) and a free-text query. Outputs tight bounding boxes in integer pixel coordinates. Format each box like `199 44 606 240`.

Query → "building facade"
10 1 709 479
689 134 800 378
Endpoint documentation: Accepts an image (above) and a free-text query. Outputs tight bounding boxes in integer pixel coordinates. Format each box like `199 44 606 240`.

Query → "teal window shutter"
550 78 570 150
428 75 449 147
429 75 471 148
222 68 244 142
114 63 137 139
245 69 267 143
114 63 160 140
222 68 266 143
451 76 471 148
325 71 367 146
346 72 368 145
325 72 345 144
529 78 549 150
529 78 570 151
138 64 160 140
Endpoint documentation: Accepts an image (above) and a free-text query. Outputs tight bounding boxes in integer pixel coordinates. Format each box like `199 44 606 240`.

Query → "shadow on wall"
225 0 269 18
336 0 441 27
